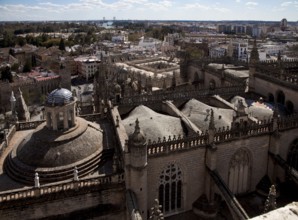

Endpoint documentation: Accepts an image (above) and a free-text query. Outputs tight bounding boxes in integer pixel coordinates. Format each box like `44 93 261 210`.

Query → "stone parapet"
0 173 124 203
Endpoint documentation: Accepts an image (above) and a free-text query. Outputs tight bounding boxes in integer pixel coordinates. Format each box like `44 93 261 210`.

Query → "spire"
17 88 30 121
264 185 277 213
250 39 259 64
73 167 79 181
208 109 215 130
149 199 164 220
129 118 146 147
237 99 246 116
134 118 140 134
34 172 40 188
10 91 16 112
10 91 17 122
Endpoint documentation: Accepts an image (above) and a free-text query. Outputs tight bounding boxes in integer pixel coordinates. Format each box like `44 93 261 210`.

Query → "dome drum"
4 118 104 185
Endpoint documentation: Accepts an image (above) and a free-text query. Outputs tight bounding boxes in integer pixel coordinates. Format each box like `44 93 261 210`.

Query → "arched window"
276 90 285 105
287 139 298 171
286 101 294 114
158 163 182 213
58 112 64 130
228 148 250 194
268 93 274 103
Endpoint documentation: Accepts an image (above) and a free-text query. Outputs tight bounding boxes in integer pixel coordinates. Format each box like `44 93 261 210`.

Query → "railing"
147 120 274 157
255 72 298 91
278 114 298 130
147 134 208 156
0 173 124 203
79 113 101 122
119 85 245 106
204 65 246 84
16 121 45 131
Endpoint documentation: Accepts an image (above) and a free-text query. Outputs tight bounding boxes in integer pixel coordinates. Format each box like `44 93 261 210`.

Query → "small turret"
16 88 30 122
236 99 246 117
126 119 148 219
10 91 16 114
129 118 146 148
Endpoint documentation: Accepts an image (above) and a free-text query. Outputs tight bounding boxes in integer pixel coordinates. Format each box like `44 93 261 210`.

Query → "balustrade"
0 173 124 203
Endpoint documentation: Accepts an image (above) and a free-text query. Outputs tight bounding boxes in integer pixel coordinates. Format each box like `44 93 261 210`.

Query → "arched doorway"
286 100 294 114
287 139 298 171
228 148 251 194
268 93 274 103
276 90 285 105
158 163 183 214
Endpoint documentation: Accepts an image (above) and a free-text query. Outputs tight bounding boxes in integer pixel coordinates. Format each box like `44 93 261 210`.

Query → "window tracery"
158 163 182 213
228 148 250 194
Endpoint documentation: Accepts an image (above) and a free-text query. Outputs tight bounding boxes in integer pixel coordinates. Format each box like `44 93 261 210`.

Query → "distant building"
228 39 248 61
74 56 101 80
112 34 128 44
281 18 288 31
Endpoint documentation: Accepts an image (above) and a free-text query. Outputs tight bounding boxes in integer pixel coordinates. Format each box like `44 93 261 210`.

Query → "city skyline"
0 0 297 22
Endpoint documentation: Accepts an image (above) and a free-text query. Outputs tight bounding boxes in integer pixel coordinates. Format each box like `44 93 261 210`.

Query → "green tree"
1 66 13 82
59 38 65 50
16 36 26 47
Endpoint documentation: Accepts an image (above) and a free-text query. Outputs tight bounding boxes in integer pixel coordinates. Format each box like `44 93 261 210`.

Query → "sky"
0 0 297 21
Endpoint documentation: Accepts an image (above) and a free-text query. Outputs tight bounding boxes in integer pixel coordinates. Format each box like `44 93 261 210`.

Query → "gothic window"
276 90 285 105
287 139 298 171
228 148 250 194
286 101 294 115
158 163 182 214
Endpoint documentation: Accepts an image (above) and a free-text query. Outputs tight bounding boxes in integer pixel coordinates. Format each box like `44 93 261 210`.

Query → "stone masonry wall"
216 135 270 192
0 186 125 220
254 77 298 110
147 147 206 216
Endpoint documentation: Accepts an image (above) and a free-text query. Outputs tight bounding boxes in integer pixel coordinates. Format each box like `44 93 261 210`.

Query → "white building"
138 37 162 51
228 39 248 61
74 56 101 80
209 46 227 58
260 43 286 56
112 34 128 44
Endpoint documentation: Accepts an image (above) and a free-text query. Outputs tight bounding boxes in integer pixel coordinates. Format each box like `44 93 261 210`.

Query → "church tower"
249 39 259 93
125 119 148 219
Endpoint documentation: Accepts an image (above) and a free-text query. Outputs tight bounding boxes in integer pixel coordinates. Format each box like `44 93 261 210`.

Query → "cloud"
183 3 210 10
182 3 229 13
245 2 258 6
281 1 292 7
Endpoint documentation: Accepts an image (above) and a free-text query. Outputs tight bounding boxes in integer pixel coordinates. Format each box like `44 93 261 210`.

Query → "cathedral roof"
46 88 74 106
231 96 273 121
123 105 184 142
181 99 234 130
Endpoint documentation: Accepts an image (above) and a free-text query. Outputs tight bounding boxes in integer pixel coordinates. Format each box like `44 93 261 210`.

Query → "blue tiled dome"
47 88 73 105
